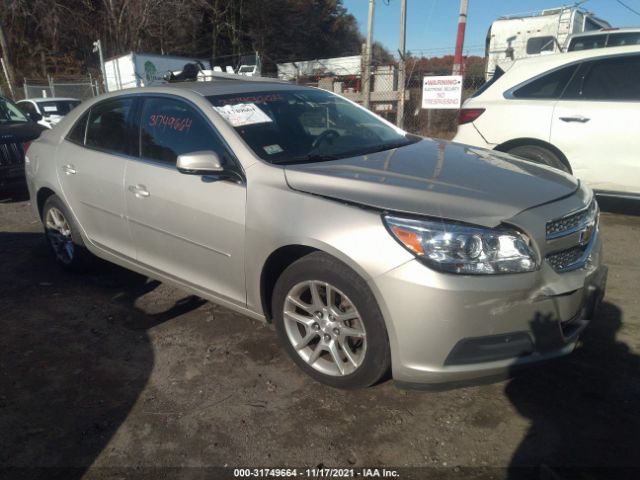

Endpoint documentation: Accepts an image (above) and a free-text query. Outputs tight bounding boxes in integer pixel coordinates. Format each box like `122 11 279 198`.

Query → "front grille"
546 244 588 272
546 200 597 240
0 142 24 167
545 199 599 273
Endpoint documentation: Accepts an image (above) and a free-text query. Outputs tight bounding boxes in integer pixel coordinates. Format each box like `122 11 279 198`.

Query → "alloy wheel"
283 280 367 377
45 207 74 264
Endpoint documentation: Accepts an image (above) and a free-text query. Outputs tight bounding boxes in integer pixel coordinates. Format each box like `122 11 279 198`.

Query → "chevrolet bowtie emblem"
579 222 595 246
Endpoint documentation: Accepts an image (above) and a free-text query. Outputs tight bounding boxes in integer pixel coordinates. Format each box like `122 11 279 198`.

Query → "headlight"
384 215 537 274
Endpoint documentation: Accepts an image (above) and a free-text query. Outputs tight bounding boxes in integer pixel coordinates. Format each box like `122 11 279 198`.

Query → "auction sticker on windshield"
213 103 272 127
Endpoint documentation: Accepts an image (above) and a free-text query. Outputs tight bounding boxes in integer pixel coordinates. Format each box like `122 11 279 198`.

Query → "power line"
615 0 640 16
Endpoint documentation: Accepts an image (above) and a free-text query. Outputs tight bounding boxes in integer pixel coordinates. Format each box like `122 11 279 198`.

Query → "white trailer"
485 5 610 79
276 55 362 81
104 52 211 92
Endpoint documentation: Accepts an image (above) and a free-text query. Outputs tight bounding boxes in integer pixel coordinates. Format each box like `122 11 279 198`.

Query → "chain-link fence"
23 75 101 101
274 56 486 140
402 69 484 139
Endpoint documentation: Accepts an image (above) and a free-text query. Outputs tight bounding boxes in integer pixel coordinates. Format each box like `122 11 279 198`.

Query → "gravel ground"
1 188 639 480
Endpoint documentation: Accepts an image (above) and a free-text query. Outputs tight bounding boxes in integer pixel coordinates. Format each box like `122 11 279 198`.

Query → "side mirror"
176 151 225 175
29 112 43 122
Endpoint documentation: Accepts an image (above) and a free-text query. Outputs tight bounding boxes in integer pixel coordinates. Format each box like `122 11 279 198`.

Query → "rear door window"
512 64 578 99
86 98 135 155
139 97 231 166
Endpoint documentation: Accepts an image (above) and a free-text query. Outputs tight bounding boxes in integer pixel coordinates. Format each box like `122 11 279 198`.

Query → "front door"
125 96 246 305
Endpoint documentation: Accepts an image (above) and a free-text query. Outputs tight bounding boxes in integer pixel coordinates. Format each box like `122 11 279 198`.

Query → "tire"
272 251 391 389
506 144 571 173
42 195 93 271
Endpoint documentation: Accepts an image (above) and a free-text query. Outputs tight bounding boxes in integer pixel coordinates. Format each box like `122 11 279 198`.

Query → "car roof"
161 77 304 97
19 97 80 103
87 76 306 102
496 44 640 84
471 44 640 101
506 44 640 71
568 27 640 38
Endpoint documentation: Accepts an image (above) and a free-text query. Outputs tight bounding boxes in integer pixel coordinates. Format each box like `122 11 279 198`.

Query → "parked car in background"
17 97 81 129
454 45 640 198
26 80 606 389
0 95 45 189
565 27 640 51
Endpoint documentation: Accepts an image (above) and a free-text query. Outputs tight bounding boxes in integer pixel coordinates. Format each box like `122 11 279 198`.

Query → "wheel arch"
494 138 572 174
260 244 319 323
36 187 57 219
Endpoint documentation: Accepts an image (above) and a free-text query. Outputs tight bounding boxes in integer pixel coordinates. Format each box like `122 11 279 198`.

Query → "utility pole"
0 19 16 98
452 0 468 76
93 39 108 93
1 58 15 98
396 0 407 128
362 0 375 109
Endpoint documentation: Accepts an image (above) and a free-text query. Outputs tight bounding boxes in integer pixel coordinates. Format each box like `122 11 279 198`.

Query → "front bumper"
370 232 606 388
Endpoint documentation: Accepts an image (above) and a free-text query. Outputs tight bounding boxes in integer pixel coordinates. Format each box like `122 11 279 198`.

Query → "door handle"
128 184 150 198
62 164 76 175
559 115 590 123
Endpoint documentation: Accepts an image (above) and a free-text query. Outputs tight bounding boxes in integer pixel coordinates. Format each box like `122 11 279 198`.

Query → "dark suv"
0 95 45 188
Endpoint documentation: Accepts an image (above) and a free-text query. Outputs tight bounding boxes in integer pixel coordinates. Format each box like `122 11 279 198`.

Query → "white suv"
454 45 640 197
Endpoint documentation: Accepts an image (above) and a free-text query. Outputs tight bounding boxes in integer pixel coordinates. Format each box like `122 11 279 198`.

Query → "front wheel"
272 252 390 389
506 144 571 173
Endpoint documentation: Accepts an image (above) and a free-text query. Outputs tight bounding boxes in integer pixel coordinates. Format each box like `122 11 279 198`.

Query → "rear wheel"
506 144 570 173
42 195 93 271
272 252 390 389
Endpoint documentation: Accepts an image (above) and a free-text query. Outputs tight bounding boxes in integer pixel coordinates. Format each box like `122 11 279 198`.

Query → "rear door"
550 53 640 194
124 95 246 304
56 97 136 258
475 63 578 146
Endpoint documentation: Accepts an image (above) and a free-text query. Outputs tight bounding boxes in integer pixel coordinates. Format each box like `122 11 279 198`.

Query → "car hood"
284 139 579 227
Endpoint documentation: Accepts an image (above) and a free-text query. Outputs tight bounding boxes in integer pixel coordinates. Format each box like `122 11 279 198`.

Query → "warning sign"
422 75 463 109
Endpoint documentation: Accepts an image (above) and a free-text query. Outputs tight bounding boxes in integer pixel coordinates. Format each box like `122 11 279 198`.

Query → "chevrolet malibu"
25 79 607 389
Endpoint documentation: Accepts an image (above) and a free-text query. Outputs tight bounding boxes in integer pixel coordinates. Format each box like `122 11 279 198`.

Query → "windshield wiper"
272 153 341 165
357 142 411 155
272 141 415 165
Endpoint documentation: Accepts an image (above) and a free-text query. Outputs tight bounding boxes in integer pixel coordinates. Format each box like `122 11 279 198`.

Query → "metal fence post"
47 75 55 97
397 0 407 128
23 80 28 99
362 0 375 110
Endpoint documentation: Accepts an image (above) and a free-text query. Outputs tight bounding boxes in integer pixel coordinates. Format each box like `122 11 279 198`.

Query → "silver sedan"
25 79 607 389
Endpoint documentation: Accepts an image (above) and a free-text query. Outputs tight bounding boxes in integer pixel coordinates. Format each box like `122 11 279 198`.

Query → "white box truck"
485 6 610 79
104 52 211 92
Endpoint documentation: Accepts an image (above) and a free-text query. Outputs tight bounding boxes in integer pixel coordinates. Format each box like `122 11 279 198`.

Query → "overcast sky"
342 0 638 56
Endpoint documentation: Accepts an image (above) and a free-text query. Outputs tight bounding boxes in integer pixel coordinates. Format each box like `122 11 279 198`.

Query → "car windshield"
206 89 419 164
0 98 29 124
37 100 81 117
